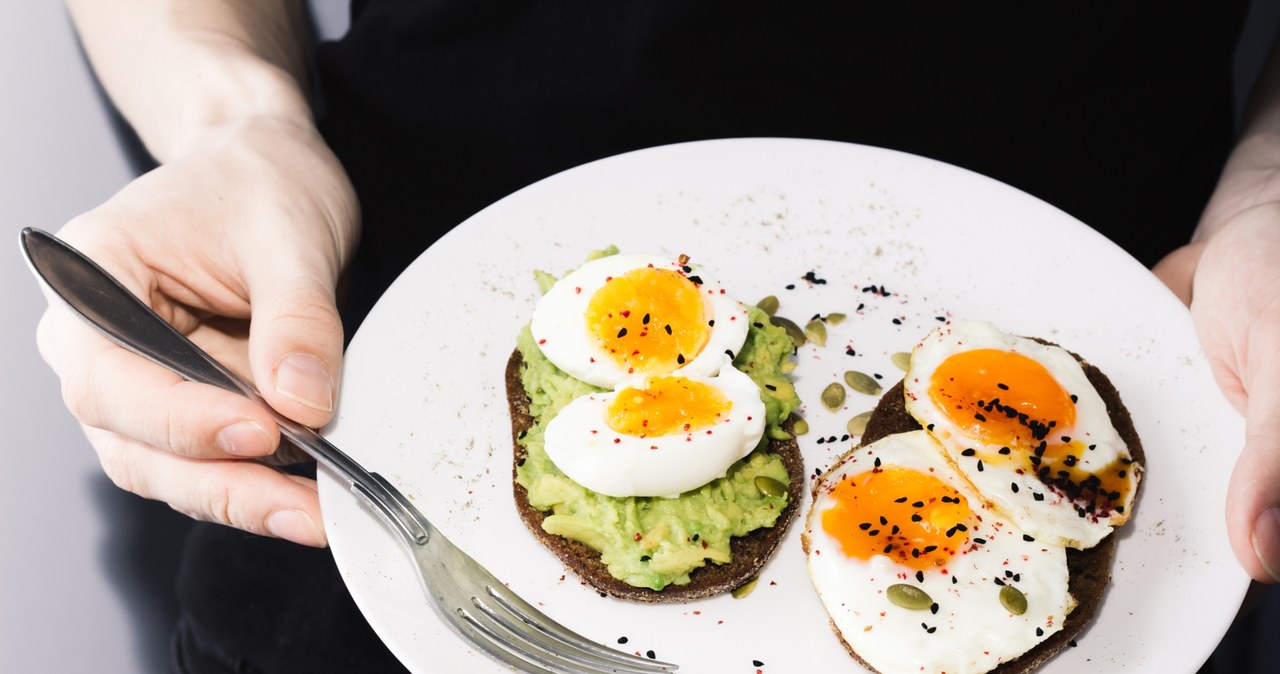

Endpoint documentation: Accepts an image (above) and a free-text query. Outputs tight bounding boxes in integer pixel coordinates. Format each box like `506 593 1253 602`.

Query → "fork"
20 227 678 674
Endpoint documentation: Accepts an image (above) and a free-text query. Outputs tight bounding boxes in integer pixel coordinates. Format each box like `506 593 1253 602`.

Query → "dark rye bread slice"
506 349 805 602
813 350 1145 674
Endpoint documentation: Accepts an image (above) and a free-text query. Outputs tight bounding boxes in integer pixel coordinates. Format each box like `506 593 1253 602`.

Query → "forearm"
67 0 312 162
1196 39 1280 241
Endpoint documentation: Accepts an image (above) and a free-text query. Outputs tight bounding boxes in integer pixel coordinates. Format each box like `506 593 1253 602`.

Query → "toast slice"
506 349 805 602
813 347 1144 674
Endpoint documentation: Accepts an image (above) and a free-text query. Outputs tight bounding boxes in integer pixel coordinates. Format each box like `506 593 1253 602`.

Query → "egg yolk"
606 376 731 437
821 466 971 571
928 348 1132 515
585 267 710 376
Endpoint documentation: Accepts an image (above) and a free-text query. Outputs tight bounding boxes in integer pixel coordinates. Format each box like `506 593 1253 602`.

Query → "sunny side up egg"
531 253 765 498
530 254 750 389
805 431 1074 674
903 321 1141 549
544 365 766 497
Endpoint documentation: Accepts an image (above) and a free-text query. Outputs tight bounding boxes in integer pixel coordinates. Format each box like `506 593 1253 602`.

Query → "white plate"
320 138 1248 673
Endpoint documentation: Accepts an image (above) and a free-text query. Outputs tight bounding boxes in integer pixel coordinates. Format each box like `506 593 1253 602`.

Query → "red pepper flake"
574 287 581 294
701 540 708 549
634 532 643 541
620 310 630 318
613 438 621 444
537 339 546 345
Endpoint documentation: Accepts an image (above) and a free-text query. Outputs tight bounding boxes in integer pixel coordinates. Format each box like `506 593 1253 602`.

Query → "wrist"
137 36 315 161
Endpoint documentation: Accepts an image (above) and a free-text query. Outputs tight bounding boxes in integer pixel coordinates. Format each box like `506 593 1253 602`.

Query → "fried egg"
904 320 1141 549
543 364 766 497
805 431 1073 674
531 254 750 389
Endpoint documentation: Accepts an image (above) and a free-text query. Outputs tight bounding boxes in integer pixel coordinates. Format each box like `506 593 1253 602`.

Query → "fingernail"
275 354 333 412
1252 507 1280 582
215 421 271 456
266 509 327 547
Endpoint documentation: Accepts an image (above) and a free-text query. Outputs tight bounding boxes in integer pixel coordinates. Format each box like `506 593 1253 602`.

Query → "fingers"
1224 319 1280 582
38 306 280 460
89 426 327 547
1151 240 1207 306
244 254 345 428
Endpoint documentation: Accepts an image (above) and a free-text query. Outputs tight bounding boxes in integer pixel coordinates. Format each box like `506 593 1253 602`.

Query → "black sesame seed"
1014 573 1021 582
841 434 850 442
930 602 939 614
892 318 902 325
859 522 872 530
753 661 764 668
874 373 883 379
936 316 947 322
911 514 923 522
1118 470 1127 478
977 460 984 472
952 575 959 585
961 448 977 457
642 313 650 325
999 447 1011 455
1023 534 1035 542
1063 455 1077 467
995 577 1006 586
974 413 987 422
725 349 735 358
874 457 882 468
816 437 825 444
911 548 921 558
516 457 526 467
1005 570 1013 578
1070 394 1078 403
923 545 937 554
640 555 651 562
880 516 889 525
868 529 880 536
997 383 1010 390
753 321 764 329
1061 435 1072 443
687 275 703 285
1034 492 1045 501
618 636 629 644
646 650 656 659
676 353 686 364
891 525 900 534
691 533 700 541
916 571 925 583
664 324 673 335
884 543 894 553
1035 627 1044 637
785 284 795 290
912 501 925 508
765 384 778 391
708 319 715 327
973 537 987 545
1069 639 1078 647
926 423 935 431
894 497 908 503
1011 482 1020 493
846 347 857 356
617 327 628 338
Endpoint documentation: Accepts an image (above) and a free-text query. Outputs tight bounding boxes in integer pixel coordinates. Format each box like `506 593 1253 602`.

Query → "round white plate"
320 138 1247 673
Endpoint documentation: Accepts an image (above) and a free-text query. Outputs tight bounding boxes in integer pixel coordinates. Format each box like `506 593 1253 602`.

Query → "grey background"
0 2 1276 672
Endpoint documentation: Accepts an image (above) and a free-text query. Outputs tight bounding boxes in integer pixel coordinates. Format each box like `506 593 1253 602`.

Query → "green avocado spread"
515 275 801 591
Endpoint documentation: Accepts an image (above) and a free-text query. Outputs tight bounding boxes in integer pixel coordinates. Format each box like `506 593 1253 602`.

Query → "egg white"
805 431 1074 674
903 320 1140 549
542 364 766 498
530 254 750 389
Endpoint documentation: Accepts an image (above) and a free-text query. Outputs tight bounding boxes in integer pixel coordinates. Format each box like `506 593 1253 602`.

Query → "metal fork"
20 228 678 674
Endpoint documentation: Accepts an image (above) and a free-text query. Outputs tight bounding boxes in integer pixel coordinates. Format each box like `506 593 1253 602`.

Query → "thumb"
247 258 345 428
1225 348 1280 583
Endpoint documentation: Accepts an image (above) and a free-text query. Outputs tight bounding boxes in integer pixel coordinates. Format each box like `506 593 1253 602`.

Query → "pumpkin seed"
821 382 846 411
731 576 760 599
999 585 1028 615
769 316 807 347
843 370 882 396
804 319 828 347
755 475 788 498
887 584 932 610
891 351 912 371
847 411 872 436
766 426 793 441
825 312 847 325
756 295 780 316
792 417 810 436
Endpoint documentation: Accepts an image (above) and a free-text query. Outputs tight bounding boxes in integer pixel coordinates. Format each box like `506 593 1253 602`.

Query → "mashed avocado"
515 302 800 591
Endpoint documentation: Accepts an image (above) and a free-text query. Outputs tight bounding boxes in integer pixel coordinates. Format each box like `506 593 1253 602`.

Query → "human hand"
1155 201 1280 582
36 116 358 546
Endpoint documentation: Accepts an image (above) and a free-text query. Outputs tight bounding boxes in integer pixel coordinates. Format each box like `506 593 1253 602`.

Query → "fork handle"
20 228 431 546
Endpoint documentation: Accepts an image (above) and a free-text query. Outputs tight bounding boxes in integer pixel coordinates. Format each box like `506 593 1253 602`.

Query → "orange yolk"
606 376 731 437
585 267 709 376
928 348 1131 514
821 466 971 571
